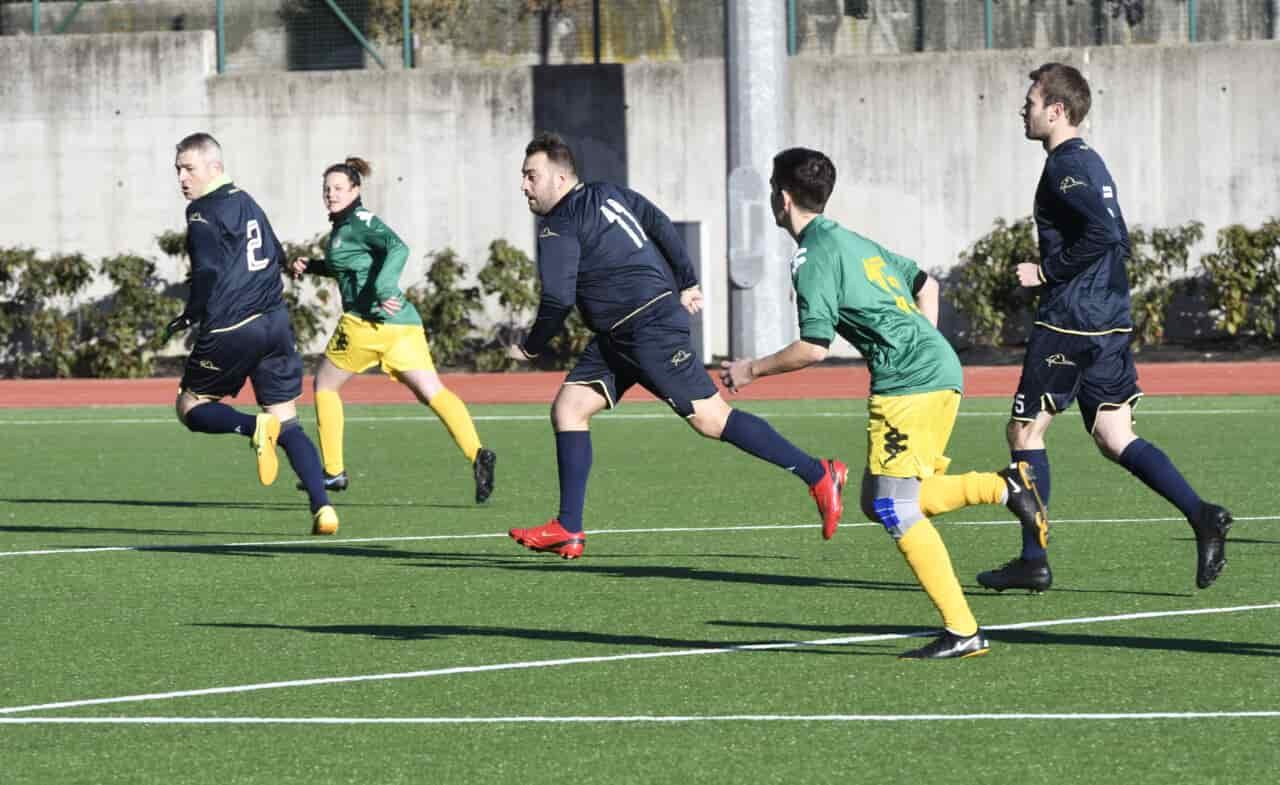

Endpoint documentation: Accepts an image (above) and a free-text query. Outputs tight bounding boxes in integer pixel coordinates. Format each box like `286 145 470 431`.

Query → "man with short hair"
721 147 1047 660
169 132 338 535
506 132 846 560
978 63 1232 592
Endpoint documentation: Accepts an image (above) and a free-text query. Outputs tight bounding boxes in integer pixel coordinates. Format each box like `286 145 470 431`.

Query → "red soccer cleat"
810 458 849 540
508 519 586 560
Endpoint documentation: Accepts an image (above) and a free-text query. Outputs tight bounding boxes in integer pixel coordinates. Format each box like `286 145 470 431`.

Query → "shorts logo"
883 425 908 463
198 359 222 371
669 349 692 367
330 325 350 353
1044 353 1076 367
1059 175 1088 193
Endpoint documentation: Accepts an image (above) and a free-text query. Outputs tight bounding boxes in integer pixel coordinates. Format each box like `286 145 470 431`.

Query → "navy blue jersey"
183 182 286 333
1033 138 1132 335
521 182 698 356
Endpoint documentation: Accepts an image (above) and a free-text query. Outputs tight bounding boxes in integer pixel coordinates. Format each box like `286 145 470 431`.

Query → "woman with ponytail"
291 157 497 503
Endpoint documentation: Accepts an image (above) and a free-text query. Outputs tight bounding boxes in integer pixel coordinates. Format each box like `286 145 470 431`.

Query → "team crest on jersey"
539 226 559 239
356 209 374 225
1059 175 1087 193
790 247 808 276
332 238 342 249
188 212 208 224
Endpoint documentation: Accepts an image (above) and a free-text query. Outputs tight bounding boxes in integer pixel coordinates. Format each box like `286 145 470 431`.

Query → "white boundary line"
0 408 1271 426
3 515 1277 559
1 603 1276 717
2 710 1278 725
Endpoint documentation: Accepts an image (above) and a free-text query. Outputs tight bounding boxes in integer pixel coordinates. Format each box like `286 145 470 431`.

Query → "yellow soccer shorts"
866 389 961 479
324 313 436 378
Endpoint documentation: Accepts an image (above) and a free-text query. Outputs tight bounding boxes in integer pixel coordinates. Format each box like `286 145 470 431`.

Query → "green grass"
1 396 1278 784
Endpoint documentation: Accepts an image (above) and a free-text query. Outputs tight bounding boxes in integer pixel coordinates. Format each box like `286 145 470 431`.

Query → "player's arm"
720 249 836 392
180 217 224 326
624 189 699 292
884 249 936 326
515 222 580 359
366 217 410 315
1038 156 1123 284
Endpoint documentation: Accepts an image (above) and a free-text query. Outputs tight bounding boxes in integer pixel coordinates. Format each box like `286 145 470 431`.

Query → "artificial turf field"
1 395 1277 784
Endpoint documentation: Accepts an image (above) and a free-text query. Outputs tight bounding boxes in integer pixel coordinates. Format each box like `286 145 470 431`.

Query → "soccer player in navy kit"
505 132 846 559
169 132 338 535
978 64 1232 592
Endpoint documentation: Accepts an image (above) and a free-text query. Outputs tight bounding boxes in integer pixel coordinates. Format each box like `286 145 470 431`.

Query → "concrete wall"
1 31 1277 359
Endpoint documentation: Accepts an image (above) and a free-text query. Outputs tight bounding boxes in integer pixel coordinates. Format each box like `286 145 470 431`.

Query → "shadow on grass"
711 620 1280 657
0 497 475 512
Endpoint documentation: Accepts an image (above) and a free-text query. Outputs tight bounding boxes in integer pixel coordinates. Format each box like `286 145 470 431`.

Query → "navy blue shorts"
1011 326 1142 432
565 307 716 417
180 307 304 406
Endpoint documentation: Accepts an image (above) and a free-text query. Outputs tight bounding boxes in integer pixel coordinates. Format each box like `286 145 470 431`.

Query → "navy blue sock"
719 409 825 485
1012 448 1050 561
1118 438 1201 520
555 431 592 533
278 419 330 513
184 402 256 436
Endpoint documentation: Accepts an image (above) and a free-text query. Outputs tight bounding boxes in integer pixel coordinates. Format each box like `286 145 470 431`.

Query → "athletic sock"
919 472 1006 517
555 430 592 534
314 390 345 476
427 388 482 462
1118 438 1201 520
719 409 825 486
278 419 330 513
896 519 979 637
1012 448 1050 561
183 402 257 436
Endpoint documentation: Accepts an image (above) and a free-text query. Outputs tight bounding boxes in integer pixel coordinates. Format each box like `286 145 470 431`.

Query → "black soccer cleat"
999 461 1049 549
297 471 349 492
1190 502 1232 589
473 447 497 504
977 557 1053 593
899 629 990 660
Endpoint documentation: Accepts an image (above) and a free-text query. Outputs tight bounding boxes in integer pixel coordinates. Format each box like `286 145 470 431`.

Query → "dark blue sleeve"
622 188 698 291
1040 154 1123 284
520 216 579 358
183 216 223 324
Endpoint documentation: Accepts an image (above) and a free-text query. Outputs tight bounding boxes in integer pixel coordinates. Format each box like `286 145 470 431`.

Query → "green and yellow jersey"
307 200 421 327
792 215 962 396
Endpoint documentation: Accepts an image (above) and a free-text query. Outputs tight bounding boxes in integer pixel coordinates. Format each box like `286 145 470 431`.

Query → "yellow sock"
314 390 345 476
428 387 482 462
896 519 978 636
919 472 1005 517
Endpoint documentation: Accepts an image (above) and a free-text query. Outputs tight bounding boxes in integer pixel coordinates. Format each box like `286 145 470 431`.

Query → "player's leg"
175 329 259 436
394 358 494 506
253 310 335 534
860 472 988 660
1082 336 1232 587
310 358 355 489
509 339 616 559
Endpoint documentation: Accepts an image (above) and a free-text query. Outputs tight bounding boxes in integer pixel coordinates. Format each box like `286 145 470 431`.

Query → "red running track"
0 362 1273 408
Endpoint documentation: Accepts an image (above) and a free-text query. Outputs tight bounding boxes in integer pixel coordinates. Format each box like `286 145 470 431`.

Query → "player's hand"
290 257 309 279
680 285 703 315
381 296 403 315
1015 262 1042 288
162 314 193 342
719 358 755 393
506 343 531 361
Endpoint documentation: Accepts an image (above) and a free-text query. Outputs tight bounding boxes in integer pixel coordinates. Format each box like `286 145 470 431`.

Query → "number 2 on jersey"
246 219 269 271
599 198 648 249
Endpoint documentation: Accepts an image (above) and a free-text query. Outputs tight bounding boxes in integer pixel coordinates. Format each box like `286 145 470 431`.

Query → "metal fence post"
983 0 993 48
32 0 40 34
322 0 387 68
787 0 797 55
216 0 226 73
403 0 413 68
53 0 89 35
1189 0 1198 42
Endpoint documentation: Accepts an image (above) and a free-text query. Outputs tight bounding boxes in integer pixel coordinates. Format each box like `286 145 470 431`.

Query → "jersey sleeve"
793 243 839 344
521 214 580 357
182 214 224 324
1040 153 1124 283
622 188 698 291
365 215 410 306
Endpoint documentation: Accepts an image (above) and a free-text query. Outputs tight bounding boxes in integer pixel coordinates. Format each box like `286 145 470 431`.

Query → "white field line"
2 710 1278 725
1 603 1276 717
0 408 1271 426
3 516 1278 559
